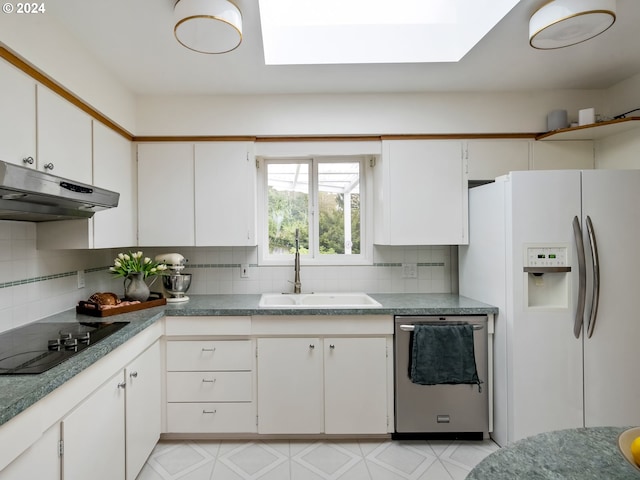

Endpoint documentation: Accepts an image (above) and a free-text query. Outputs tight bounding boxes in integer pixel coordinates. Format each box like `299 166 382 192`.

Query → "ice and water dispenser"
523 245 571 309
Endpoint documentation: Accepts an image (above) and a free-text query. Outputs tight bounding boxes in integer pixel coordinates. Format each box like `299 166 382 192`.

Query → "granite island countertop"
0 293 497 427
467 427 640 479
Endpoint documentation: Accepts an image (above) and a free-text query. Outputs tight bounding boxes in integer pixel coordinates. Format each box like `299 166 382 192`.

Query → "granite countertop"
0 293 497 428
467 427 640 479
164 293 498 316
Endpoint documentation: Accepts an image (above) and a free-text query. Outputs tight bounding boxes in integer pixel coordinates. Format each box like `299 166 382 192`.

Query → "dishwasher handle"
399 324 484 332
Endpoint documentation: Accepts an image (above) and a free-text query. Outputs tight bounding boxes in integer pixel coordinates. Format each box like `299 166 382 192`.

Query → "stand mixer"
155 253 192 303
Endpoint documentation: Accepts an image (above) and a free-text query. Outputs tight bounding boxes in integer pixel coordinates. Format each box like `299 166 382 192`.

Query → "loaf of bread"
88 292 121 306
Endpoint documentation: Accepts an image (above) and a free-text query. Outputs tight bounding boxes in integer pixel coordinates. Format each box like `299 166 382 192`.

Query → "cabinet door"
36 122 136 250
37 86 92 183
137 143 195 246
0 59 36 167
531 140 594 170
92 122 137 248
0 423 59 480
194 142 257 246
61 371 125 480
324 337 388 434
125 341 161 480
376 140 468 245
257 337 323 434
466 140 529 182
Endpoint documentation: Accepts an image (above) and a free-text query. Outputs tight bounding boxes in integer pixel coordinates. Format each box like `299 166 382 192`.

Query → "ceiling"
47 0 640 96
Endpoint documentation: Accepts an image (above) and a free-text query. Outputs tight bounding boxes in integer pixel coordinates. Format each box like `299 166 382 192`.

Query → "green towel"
410 324 482 391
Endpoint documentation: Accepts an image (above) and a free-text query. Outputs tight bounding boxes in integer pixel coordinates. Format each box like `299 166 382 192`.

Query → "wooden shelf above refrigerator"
536 117 640 141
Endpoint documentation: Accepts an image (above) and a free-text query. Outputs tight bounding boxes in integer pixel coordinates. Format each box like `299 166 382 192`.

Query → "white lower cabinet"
257 336 390 435
324 337 388 434
62 340 161 480
165 339 256 433
125 341 161 480
257 337 324 434
0 423 60 480
62 371 126 480
162 315 392 437
0 327 162 480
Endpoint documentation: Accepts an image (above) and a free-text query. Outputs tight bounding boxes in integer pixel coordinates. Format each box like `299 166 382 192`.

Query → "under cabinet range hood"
0 160 119 222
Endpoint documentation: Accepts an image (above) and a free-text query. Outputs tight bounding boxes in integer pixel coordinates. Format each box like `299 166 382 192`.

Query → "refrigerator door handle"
572 216 586 339
585 216 600 338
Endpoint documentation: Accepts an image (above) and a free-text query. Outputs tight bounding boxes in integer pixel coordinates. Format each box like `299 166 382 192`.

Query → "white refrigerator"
459 169 640 447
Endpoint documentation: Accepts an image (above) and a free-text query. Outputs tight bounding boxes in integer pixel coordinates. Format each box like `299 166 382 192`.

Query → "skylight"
258 0 520 65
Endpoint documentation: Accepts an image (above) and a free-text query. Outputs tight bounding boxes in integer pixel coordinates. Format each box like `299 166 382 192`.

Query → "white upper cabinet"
466 140 530 182
36 86 92 183
137 143 195 246
36 122 136 249
137 142 258 247
92 122 137 248
0 59 36 167
194 142 257 246
531 140 594 170
374 140 468 245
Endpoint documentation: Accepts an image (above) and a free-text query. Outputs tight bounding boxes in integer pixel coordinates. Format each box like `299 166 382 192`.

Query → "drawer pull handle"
202 378 216 383
202 410 217 414
201 347 216 352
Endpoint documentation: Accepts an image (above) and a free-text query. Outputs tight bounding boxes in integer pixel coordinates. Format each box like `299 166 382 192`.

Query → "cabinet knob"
129 371 138 378
309 344 315 349
329 344 335 349
117 382 126 389
22 156 34 165
202 410 217 414
43 162 54 171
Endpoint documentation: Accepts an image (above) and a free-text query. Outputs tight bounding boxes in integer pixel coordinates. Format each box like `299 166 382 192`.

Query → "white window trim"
257 154 374 266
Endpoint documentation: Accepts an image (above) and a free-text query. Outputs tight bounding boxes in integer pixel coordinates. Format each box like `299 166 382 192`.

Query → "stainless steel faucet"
293 228 302 294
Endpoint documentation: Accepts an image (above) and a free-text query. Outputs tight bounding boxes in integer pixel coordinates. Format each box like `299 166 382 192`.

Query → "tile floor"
136 438 499 480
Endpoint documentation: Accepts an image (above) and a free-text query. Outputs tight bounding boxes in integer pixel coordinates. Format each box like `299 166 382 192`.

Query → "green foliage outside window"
268 188 360 255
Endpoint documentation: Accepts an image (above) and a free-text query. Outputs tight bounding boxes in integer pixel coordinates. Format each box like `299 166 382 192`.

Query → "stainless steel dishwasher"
393 315 489 439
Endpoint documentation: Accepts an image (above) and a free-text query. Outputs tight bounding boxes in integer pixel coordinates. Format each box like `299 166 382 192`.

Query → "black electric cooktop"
0 321 128 375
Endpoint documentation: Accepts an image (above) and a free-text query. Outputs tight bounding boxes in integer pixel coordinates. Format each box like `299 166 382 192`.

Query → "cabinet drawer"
166 372 252 402
166 403 256 433
166 340 252 371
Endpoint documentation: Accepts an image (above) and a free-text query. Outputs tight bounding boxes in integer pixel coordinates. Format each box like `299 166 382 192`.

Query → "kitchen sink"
258 292 382 309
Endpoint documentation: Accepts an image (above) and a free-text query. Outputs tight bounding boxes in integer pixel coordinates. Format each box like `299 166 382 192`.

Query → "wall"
0 12 136 133
125 245 457 297
1 11 638 329
0 223 456 333
596 129 640 169
135 91 604 136
0 221 123 333
595 71 640 169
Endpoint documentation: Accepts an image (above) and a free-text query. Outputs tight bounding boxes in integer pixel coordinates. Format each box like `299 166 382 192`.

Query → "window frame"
257 154 373 266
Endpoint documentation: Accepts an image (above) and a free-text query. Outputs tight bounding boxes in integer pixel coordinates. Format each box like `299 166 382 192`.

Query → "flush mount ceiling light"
529 0 616 50
174 0 242 54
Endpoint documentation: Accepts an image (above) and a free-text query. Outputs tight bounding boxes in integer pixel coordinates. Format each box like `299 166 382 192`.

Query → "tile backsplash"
0 220 458 333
